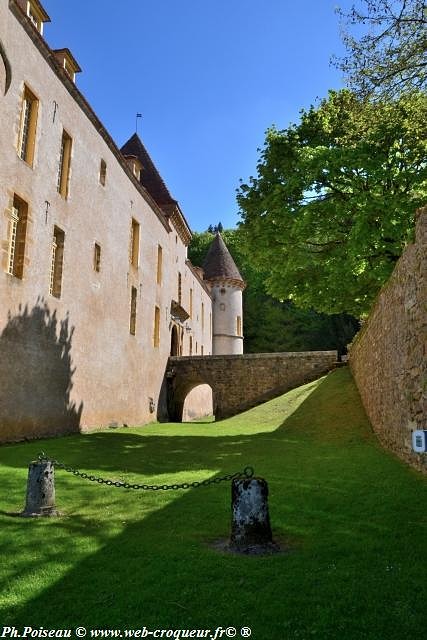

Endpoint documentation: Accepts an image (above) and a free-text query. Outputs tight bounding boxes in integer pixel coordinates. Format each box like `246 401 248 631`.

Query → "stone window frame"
93 242 101 272
57 129 72 198
156 244 163 285
153 305 160 347
49 226 65 298
6 194 29 279
130 286 137 336
17 83 39 167
99 159 107 186
130 217 140 268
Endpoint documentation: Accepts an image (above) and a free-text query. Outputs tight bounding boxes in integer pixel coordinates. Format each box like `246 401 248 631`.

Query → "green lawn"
1 368 426 639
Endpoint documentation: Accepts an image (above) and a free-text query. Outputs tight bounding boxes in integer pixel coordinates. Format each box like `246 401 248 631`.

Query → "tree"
237 89 427 317
188 228 359 355
335 0 427 99
206 222 223 234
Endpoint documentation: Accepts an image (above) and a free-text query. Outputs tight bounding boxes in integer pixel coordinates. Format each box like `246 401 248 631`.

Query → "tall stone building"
0 0 244 442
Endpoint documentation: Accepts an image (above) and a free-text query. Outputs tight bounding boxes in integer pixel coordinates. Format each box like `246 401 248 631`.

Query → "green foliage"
335 0 427 100
1 370 427 638
189 228 359 354
237 90 427 317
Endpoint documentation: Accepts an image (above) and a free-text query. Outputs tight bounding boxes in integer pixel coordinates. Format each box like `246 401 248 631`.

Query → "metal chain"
37 452 254 491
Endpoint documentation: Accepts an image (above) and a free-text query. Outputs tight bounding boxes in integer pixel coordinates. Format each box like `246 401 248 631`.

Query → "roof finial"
135 113 142 134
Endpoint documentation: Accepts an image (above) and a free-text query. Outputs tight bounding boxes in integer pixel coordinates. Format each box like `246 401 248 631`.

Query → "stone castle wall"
349 207 427 473
0 0 213 443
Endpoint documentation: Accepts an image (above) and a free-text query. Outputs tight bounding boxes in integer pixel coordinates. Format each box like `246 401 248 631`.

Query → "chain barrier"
37 452 254 491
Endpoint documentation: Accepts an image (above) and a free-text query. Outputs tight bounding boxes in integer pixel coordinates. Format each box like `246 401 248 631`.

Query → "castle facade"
0 0 244 442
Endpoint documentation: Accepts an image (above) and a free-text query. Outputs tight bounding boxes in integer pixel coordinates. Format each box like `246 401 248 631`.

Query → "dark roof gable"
202 233 244 283
120 133 176 207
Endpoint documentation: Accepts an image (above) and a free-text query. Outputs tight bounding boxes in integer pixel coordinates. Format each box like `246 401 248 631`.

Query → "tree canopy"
335 0 427 99
237 89 427 317
189 228 359 355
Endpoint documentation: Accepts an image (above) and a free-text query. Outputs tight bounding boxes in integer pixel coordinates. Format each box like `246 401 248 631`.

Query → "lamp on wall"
185 323 192 334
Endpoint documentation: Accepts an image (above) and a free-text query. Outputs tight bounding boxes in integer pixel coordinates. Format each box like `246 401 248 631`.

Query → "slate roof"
120 133 176 207
202 233 244 283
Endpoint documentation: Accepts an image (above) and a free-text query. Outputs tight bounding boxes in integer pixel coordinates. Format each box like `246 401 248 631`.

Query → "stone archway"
168 376 217 423
182 383 214 422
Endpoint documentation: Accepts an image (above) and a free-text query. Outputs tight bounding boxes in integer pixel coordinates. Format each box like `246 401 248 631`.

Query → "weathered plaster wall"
0 0 212 443
349 207 427 473
167 351 337 421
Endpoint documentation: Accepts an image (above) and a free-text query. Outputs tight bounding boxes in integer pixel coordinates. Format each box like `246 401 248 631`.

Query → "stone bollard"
20 460 59 517
230 476 277 553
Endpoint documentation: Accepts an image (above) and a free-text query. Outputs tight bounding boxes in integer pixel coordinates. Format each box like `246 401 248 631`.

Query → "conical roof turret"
120 133 176 207
202 233 245 287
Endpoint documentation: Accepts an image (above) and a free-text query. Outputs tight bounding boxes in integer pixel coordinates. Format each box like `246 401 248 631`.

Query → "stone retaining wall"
349 207 427 473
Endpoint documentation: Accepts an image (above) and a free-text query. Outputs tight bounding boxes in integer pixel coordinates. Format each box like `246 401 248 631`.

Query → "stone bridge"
165 351 338 421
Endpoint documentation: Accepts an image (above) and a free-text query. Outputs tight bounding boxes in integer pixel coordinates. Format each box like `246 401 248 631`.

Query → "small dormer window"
132 160 143 181
132 161 140 180
123 155 142 181
52 49 82 84
64 58 74 79
25 0 50 35
27 4 40 30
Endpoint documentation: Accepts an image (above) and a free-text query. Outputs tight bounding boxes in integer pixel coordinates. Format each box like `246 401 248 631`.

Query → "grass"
0 367 426 639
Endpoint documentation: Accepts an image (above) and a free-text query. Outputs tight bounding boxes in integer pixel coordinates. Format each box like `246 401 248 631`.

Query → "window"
189 336 193 355
63 58 74 80
130 286 137 335
52 49 81 83
189 288 193 318
132 160 141 180
201 303 204 331
237 315 242 337
49 226 65 298
26 1 46 34
18 85 38 166
156 245 163 284
99 159 106 186
153 306 160 347
178 272 182 305
201 345 204 356
7 195 28 279
130 218 140 267
27 3 40 30
94 243 101 272
57 130 72 198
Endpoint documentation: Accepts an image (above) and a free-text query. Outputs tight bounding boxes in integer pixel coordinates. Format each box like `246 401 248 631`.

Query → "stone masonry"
349 207 427 473
166 351 337 421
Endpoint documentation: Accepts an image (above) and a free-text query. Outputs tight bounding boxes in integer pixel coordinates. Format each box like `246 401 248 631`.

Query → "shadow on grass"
1 369 427 639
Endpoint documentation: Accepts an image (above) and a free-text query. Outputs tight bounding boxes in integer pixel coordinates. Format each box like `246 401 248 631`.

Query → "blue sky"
41 0 351 232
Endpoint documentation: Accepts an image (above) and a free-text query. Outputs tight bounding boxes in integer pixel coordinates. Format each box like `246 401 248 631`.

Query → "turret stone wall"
349 207 427 473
